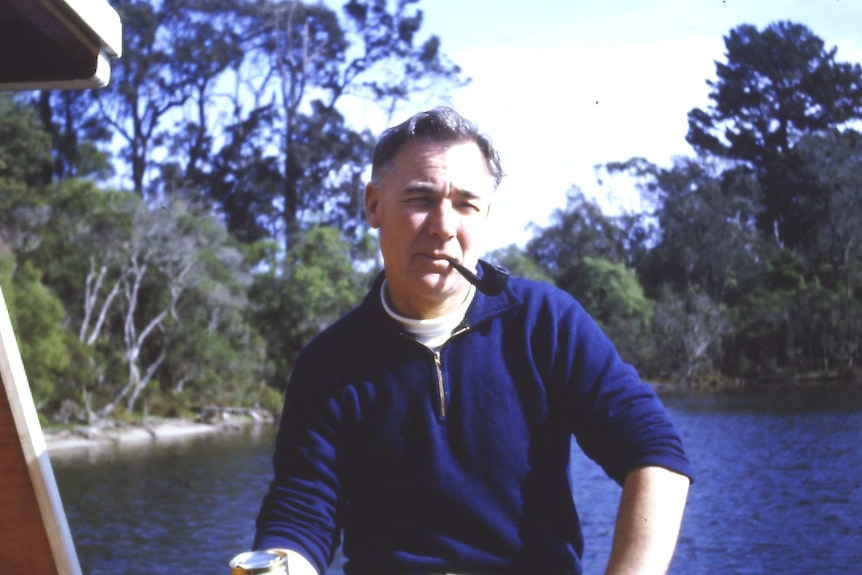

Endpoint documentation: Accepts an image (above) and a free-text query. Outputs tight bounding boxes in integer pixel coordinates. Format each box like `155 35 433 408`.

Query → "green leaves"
688 21 862 165
0 94 51 186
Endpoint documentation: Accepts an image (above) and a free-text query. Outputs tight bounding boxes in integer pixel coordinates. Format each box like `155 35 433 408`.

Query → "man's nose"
428 201 458 238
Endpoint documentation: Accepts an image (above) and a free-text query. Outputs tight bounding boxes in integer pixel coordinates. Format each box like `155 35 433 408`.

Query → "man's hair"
370 106 503 189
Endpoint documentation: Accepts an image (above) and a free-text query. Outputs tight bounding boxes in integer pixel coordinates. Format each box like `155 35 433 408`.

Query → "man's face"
365 139 494 319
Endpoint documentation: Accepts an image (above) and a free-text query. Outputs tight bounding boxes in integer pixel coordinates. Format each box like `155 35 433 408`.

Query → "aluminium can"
229 549 288 574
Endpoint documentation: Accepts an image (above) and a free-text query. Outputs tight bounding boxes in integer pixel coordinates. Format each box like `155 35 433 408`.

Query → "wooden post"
0 286 82 575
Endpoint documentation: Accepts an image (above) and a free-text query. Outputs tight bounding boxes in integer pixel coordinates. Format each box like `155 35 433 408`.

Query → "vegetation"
1 12 861 425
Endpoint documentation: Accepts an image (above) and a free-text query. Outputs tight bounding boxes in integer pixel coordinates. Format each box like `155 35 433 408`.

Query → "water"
51 386 862 575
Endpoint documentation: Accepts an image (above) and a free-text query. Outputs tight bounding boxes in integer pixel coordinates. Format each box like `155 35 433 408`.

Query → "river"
50 385 862 574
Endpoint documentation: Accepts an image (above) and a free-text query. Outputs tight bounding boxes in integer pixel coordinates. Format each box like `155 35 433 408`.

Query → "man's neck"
380 280 475 349
382 280 474 321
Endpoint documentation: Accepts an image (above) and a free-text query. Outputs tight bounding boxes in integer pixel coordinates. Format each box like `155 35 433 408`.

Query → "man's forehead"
392 140 491 177
392 139 487 168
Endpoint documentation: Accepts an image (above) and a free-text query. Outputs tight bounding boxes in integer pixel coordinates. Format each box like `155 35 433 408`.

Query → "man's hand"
604 466 690 575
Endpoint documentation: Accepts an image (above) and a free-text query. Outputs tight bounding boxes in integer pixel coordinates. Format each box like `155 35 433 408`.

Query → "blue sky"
347 0 862 251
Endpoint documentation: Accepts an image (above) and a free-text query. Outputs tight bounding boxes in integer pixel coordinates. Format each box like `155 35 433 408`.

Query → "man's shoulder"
305 297 381 350
504 275 581 310
466 274 587 330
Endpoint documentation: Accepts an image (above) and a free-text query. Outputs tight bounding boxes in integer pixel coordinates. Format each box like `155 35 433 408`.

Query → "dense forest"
1 1 861 425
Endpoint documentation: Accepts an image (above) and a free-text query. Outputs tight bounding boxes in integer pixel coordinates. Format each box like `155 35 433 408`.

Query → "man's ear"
365 182 381 229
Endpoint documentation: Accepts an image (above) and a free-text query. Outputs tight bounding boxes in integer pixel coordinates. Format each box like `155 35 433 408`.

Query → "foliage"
5 15 862 427
486 244 554 284
686 21 862 246
0 0 462 422
652 289 730 384
573 256 653 330
0 254 72 407
526 187 628 283
43 0 465 255
0 94 52 187
250 226 373 388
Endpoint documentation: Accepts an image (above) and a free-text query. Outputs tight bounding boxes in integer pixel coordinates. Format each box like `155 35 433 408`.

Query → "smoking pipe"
446 258 510 296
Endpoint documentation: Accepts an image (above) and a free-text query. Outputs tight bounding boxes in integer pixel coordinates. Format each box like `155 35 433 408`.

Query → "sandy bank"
44 411 275 455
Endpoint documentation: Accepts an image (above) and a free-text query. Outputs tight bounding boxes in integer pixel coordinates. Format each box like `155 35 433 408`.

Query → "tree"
0 95 54 260
147 207 270 415
88 0 245 199
652 289 729 384
572 256 653 329
250 226 372 387
7 178 264 420
0 253 72 409
486 244 554 284
0 94 52 188
786 129 862 284
526 187 628 289
74 0 463 252
572 256 655 368
608 157 764 305
686 21 862 244
216 0 464 251
36 90 113 182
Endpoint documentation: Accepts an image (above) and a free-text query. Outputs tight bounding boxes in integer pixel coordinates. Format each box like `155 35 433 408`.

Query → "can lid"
229 550 287 574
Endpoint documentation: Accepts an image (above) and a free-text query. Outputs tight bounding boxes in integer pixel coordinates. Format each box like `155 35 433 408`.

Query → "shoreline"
44 412 275 456
43 379 860 456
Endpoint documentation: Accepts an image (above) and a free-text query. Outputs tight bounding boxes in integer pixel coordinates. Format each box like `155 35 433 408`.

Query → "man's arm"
604 466 690 575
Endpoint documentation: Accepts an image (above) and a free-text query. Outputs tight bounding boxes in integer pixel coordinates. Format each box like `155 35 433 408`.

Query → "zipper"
432 325 470 421
433 351 446 420
399 325 471 422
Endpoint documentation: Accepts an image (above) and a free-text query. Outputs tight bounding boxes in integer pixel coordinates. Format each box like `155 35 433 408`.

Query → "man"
253 107 693 574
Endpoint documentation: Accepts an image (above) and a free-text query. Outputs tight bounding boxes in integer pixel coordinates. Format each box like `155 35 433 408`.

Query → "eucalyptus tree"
523 189 663 368
10 179 263 420
0 98 89 412
603 156 767 380
89 0 247 199
214 0 464 252
88 198 265 418
36 90 113 182
782 130 862 375
607 157 764 305
526 187 628 289
62 0 462 252
250 226 372 386
651 289 730 385
786 129 862 285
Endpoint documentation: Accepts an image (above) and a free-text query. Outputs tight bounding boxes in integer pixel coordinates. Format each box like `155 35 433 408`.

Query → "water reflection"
53 425 276 574
666 385 862 574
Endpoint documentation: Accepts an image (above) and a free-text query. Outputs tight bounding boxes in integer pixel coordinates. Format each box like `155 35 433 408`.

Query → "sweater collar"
364 260 521 330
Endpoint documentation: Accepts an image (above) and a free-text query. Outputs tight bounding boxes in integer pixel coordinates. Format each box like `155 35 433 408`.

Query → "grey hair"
370 107 503 189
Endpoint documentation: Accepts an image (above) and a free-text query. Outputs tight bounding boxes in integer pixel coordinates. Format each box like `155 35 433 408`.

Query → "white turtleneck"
380 280 476 350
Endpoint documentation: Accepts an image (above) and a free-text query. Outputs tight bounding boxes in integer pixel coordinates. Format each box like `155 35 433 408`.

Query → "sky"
349 0 862 252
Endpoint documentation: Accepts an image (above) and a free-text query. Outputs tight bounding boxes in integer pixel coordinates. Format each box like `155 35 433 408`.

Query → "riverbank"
44 378 859 455
44 409 275 455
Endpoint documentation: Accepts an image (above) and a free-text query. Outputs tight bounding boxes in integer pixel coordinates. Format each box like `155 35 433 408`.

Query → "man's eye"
407 196 434 206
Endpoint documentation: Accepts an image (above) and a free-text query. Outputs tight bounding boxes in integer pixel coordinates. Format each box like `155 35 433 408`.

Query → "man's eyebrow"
401 182 485 199
454 188 483 200
402 182 437 194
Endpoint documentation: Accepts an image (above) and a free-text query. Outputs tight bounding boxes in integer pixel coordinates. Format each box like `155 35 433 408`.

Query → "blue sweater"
254 269 693 574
